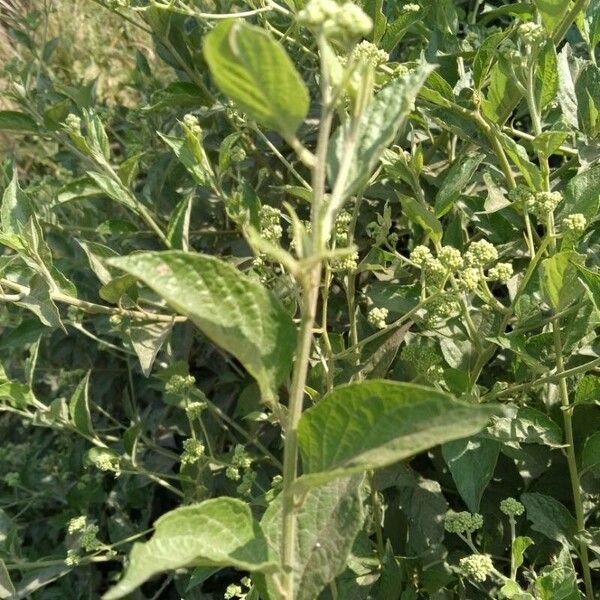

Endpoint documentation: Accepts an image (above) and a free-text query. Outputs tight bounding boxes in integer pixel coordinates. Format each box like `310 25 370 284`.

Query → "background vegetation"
0 0 599 599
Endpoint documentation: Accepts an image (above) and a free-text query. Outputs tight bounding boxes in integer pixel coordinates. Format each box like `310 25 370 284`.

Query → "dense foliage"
1 0 600 598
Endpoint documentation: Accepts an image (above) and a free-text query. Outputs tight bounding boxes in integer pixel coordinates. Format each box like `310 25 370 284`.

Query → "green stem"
552 318 594 600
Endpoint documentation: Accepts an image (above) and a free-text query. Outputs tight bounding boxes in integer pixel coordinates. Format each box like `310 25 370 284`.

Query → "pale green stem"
552 318 594 600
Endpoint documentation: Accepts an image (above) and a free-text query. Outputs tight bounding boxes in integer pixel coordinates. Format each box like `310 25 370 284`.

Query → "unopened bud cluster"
444 510 484 534
527 191 563 219
459 554 494 583
181 438 205 465
500 497 524 517
298 0 372 39
352 41 389 67
182 113 201 136
225 444 253 482
259 205 283 244
368 306 388 329
165 374 196 396
517 21 545 46
562 213 586 234
464 240 498 267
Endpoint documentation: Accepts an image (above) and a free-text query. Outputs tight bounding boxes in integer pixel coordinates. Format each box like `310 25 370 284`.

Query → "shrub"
0 0 599 599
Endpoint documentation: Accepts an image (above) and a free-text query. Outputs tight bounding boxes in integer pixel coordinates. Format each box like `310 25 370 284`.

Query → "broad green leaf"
473 31 508 89
143 82 211 112
167 196 192 251
86 171 137 211
495 128 543 190
575 375 600 404
500 580 534 600
556 44 582 129
0 110 37 132
512 536 534 571
434 154 483 217
99 275 137 304
575 63 600 138
0 381 36 409
558 163 600 220
581 431 600 476
108 251 296 402
539 251 582 311
128 321 173 377
69 371 94 438
158 132 213 187
381 7 423 52
328 61 435 195
534 547 580 600
482 55 521 124
398 194 443 244
532 131 569 157
442 435 500 512
16 274 64 330
203 20 309 140
373 542 403 600
0 558 15 600
535 40 559 111
521 493 577 545
260 476 364 600
57 177 103 204
297 380 498 489
363 0 386 43
576 264 600 311
1 171 33 237
102 498 276 600
534 0 569 33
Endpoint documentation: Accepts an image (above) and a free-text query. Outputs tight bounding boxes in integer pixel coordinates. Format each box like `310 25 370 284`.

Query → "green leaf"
558 163 600 220
534 0 569 33
536 40 559 111
297 380 498 490
328 61 435 195
381 8 423 52
158 132 213 187
575 63 600 138
69 371 94 438
398 194 443 244
539 251 582 311
473 31 508 89
575 375 600 404
442 435 500 512
534 547 580 600
434 153 483 217
86 171 137 211
203 20 309 140
108 251 296 403
0 558 15 600
260 476 364 600
532 131 569 157
102 498 277 600
581 431 600 477
482 55 521 124
1 171 33 237
0 111 37 133
167 196 192 251
16 274 64 331
495 128 543 190
128 321 173 378
512 536 534 571
521 492 577 545
576 264 600 311
99 274 138 304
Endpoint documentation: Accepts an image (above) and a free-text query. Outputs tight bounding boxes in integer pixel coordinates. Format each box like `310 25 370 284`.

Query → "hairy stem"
552 318 594 600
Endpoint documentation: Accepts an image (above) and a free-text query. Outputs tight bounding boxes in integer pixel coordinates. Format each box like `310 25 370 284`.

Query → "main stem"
280 47 334 596
552 318 594 600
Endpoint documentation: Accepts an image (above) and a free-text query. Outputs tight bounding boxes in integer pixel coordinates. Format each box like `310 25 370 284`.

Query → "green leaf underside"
297 380 498 489
102 498 277 600
203 20 309 140
328 61 435 195
260 476 364 600
108 251 296 402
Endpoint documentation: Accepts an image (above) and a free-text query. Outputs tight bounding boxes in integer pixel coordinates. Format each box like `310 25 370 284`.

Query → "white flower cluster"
368 306 389 329
487 262 513 283
259 205 283 243
500 497 524 517
517 21 545 46
464 239 498 267
527 191 563 219
352 40 389 67
459 554 494 583
298 0 372 39
64 113 82 131
182 113 201 136
562 213 587 234
181 438 205 465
